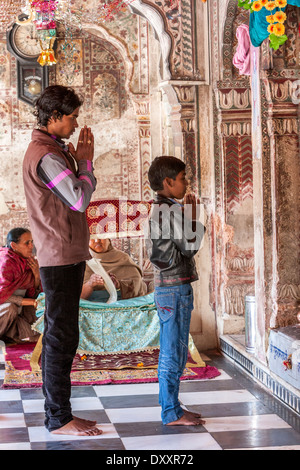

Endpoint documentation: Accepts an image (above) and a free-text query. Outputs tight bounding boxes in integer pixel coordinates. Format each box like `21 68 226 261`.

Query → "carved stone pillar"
132 95 152 201
261 77 300 330
174 85 198 192
160 82 200 192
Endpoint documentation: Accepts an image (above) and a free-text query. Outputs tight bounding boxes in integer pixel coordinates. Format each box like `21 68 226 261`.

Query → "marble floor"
1 347 300 451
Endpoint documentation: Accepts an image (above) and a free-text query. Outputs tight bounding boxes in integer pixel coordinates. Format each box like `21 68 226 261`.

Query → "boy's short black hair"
34 85 83 127
148 156 186 191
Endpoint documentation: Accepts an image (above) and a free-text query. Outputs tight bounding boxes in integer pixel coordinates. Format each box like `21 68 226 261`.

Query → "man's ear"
50 110 62 122
164 176 174 188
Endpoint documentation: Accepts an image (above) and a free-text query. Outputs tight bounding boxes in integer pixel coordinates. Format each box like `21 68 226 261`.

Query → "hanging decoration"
233 24 252 75
238 0 300 50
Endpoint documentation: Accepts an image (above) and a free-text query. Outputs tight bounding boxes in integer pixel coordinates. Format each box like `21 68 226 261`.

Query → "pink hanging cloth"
233 24 251 76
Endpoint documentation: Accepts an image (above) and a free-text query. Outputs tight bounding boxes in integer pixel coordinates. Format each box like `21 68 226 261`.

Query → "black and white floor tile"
1 347 300 451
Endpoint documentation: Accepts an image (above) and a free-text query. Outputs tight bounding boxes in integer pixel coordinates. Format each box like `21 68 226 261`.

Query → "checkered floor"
1 347 300 451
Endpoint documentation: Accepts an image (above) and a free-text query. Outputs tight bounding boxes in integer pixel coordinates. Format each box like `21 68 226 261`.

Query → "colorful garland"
30 0 57 65
238 0 288 49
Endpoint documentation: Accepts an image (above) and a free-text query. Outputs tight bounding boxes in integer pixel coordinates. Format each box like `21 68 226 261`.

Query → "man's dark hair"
148 156 186 191
34 85 84 127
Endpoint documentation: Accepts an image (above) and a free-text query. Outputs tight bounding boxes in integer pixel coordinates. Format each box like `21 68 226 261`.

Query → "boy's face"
167 170 188 200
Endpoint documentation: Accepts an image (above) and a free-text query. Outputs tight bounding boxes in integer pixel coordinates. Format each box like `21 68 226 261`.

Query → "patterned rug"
1 341 220 389
86 199 152 238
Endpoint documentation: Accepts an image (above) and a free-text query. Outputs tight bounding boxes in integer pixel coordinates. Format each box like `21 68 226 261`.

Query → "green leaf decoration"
269 33 288 50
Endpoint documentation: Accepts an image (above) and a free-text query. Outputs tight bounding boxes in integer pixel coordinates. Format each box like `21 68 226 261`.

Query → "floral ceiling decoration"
238 0 300 49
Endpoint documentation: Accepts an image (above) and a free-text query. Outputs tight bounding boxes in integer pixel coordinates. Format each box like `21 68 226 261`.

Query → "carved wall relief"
275 133 300 326
262 84 300 328
259 4 300 330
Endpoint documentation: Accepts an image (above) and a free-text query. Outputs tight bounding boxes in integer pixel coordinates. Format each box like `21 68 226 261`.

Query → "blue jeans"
154 283 193 424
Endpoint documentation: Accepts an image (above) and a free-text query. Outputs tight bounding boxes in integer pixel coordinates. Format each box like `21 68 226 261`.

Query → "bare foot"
183 409 203 420
73 416 97 426
51 417 103 436
166 413 206 426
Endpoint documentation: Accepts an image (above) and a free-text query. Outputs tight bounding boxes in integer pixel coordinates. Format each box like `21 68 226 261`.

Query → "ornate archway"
128 0 210 193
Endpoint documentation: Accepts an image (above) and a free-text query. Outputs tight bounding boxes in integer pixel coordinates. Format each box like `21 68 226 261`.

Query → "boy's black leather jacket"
146 195 205 287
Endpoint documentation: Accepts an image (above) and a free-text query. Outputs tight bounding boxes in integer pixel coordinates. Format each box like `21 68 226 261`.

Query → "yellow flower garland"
237 0 288 48
265 1 277 10
265 0 287 38
275 0 287 7
252 0 263 10
274 10 287 21
273 22 286 35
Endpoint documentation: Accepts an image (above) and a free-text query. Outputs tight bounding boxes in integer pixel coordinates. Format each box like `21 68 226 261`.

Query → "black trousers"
39 262 85 432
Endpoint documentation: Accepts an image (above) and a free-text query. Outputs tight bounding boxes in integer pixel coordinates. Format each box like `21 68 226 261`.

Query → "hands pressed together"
68 126 94 163
23 256 40 308
183 193 200 221
27 256 39 281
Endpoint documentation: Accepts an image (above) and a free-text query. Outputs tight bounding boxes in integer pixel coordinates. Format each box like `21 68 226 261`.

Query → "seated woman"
0 228 41 343
81 238 148 302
